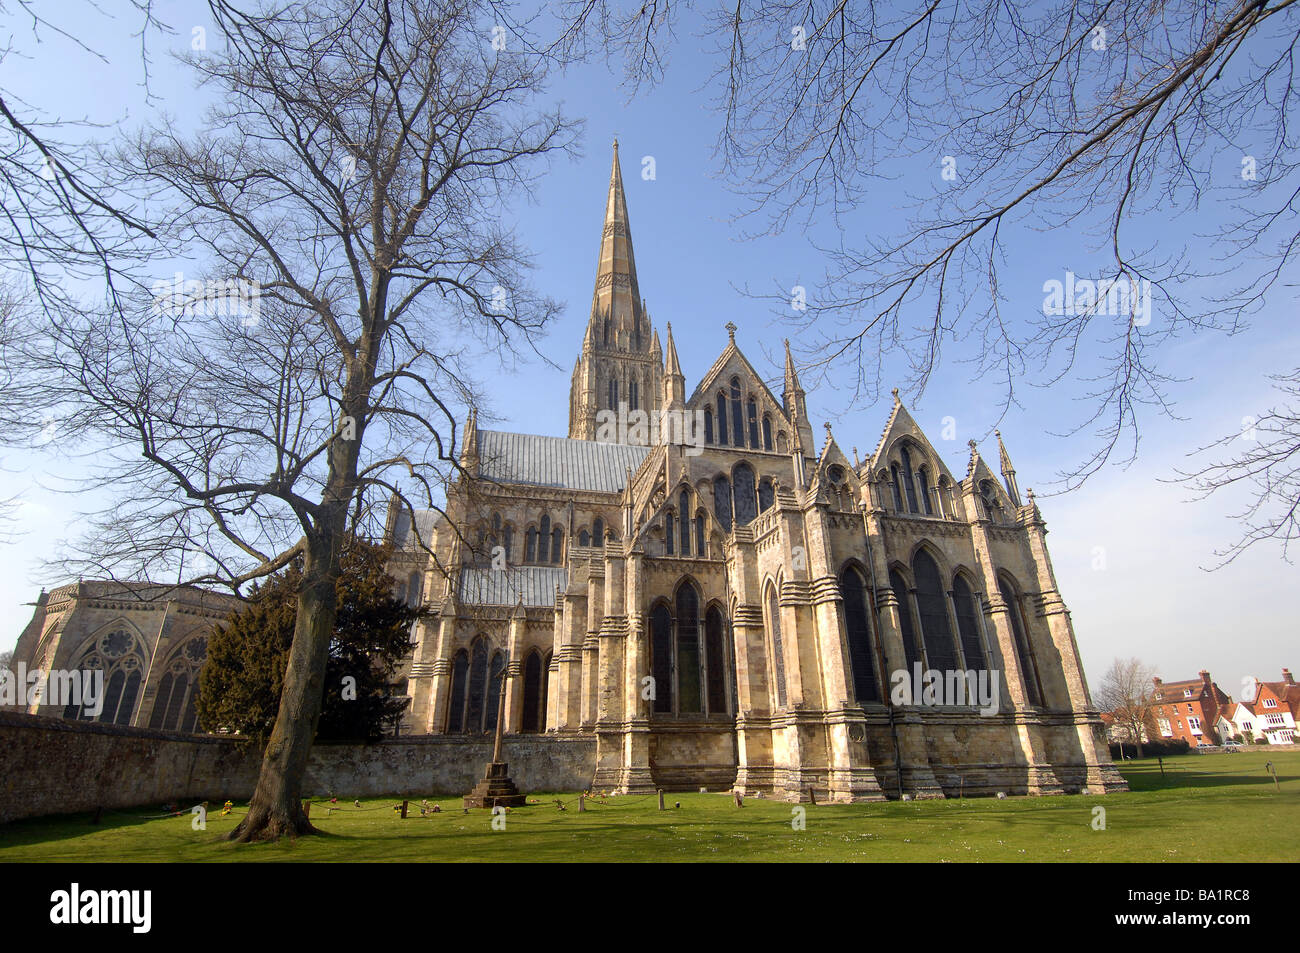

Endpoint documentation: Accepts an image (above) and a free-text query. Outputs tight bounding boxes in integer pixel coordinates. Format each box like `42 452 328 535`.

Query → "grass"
1 751 1296 862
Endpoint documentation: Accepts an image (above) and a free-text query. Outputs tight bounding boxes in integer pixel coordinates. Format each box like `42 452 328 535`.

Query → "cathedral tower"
569 140 663 440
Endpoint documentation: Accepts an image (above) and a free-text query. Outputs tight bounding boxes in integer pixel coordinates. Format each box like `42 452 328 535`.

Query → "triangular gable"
686 337 785 420
966 448 1014 507
809 433 862 505
867 398 959 484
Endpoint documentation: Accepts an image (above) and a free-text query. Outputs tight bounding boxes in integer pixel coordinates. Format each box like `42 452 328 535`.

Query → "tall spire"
782 339 815 456
664 322 682 377
662 321 685 411
459 408 479 469
568 140 664 440
588 139 645 351
995 430 1022 506
783 338 800 395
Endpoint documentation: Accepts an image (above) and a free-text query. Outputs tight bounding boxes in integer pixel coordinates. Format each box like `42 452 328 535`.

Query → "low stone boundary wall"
0 712 597 823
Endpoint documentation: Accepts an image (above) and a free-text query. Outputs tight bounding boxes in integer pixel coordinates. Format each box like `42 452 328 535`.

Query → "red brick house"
1243 669 1298 745
1150 671 1232 746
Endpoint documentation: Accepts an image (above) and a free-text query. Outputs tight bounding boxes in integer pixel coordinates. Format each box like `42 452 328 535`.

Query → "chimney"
1152 676 1163 688
1199 670 1212 687
1284 668 1294 685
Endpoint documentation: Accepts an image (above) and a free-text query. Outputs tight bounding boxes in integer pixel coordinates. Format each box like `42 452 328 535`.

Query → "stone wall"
0 712 597 824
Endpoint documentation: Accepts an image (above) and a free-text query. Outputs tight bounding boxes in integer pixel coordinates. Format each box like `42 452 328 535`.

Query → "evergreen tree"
198 540 419 743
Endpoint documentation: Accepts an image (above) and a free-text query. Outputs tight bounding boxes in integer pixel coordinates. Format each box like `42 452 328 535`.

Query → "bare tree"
35 0 575 841
1095 656 1158 757
0 1 164 313
1176 369 1300 566
539 0 1300 559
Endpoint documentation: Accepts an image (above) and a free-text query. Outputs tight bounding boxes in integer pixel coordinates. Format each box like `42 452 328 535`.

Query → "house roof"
476 429 650 493
1152 677 1231 707
457 566 567 607
1258 681 1300 715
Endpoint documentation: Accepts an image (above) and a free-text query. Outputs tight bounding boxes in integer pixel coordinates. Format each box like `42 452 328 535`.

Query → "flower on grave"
221 800 233 816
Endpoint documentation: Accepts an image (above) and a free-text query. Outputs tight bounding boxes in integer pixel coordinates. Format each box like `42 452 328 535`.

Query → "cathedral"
386 142 1127 801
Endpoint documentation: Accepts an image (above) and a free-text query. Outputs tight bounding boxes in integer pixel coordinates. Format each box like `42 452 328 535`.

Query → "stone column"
503 602 526 733
580 570 604 729
592 546 627 789
730 601 772 795
619 549 655 792
426 607 458 734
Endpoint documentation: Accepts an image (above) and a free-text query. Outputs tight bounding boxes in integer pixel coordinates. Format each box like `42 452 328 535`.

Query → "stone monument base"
463 761 527 808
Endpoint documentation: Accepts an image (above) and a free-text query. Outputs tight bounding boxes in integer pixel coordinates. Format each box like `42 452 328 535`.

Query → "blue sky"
2 1 1295 700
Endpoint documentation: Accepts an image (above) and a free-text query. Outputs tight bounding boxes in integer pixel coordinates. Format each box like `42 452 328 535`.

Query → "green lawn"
2 751 1295 862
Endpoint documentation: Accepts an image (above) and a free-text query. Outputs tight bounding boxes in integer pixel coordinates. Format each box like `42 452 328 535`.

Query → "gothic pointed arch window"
407 571 422 607
551 527 564 563
714 476 733 532
762 415 773 451
980 480 1002 523
730 378 744 446
630 379 639 411
918 465 934 515
540 650 551 730
890 464 905 512
464 638 489 732
733 463 757 525
148 636 208 732
840 567 880 703
522 650 545 732
747 399 760 448
650 603 673 714
539 514 551 545
704 408 715 444
593 518 605 546
694 511 706 557
765 582 788 708
525 527 537 563
484 651 506 733
579 529 591 546
900 445 920 513
705 605 729 714
889 568 922 671
503 524 514 562
758 477 775 513
607 378 619 411
953 574 987 671
64 624 146 726
665 511 675 555
716 393 729 444
679 490 691 554
913 550 959 672
999 576 1044 706
676 583 702 713
447 649 470 732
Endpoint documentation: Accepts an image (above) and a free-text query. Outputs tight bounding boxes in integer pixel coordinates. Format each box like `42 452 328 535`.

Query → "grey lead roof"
392 509 443 551
458 566 568 607
477 430 649 493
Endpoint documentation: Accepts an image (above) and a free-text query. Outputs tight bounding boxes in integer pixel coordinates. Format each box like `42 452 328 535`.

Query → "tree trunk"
230 536 341 842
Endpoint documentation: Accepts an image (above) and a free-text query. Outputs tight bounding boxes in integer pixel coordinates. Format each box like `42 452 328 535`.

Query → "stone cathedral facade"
388 142 1126 801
